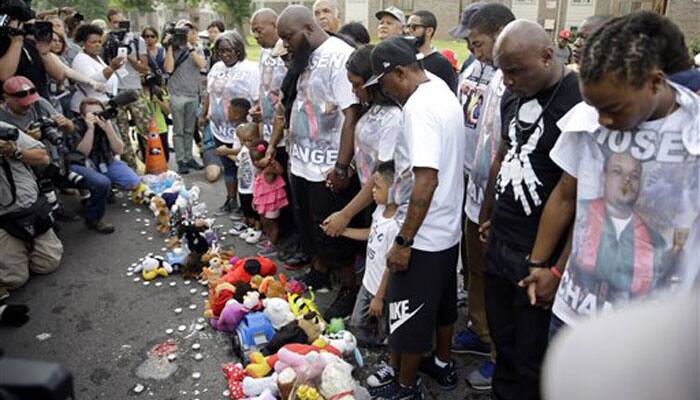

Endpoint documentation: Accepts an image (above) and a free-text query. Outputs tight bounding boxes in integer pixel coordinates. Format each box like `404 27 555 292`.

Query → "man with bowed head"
276 5 363 319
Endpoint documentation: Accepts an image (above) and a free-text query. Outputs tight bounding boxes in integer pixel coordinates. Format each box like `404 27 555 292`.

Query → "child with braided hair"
251 139 288 255
521 11 700 339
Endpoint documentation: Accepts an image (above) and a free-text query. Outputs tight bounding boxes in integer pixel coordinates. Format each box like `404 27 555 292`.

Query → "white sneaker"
239 228 254 239
229 223 248 236
245 230 262 244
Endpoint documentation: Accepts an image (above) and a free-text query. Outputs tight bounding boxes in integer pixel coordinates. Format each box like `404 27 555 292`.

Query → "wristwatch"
525 254 548 268
333 163 349 180
395 234 413 248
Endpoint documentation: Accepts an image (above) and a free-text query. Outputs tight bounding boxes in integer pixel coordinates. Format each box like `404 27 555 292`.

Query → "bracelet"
550 266 562 279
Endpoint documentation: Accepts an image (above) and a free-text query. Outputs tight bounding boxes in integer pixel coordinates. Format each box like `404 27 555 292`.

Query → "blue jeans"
70 160 140 222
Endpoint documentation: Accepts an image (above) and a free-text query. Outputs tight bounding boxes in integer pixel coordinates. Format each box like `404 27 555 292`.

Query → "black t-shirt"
0 39 50 99
422 51 458 94
490 72 581 253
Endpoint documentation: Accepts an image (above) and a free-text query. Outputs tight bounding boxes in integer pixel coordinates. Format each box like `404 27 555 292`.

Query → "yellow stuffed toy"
296 385 323 400
135 256 172 280
288 290 324 325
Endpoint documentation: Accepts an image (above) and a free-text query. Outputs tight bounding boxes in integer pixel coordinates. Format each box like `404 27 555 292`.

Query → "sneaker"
177 162 190 175
245 230 263 244
85 219 115 234
418 355 457 391
451 329 491 356
187 159 204 170
283 252 312 270
324 286 359 320
228 222 248 236
229 213 242 221
239 228 255 239
216 198 236 215
366 362 396 388
298 268 331 293
465 360 495 391
55 206 80 222
257 242 278 258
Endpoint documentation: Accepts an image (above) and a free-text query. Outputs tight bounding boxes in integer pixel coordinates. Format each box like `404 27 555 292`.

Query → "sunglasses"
143 34 157 38
8 88 37 98
405 23 426 31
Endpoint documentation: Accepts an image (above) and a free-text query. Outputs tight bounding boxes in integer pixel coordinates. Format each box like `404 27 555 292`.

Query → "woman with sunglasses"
142 27 165 77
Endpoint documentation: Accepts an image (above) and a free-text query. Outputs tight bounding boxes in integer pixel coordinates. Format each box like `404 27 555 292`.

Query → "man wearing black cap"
449 2 515 391
364 36 465 398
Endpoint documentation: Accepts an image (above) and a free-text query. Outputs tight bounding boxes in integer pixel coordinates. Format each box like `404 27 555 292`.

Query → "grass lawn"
244 36 471 68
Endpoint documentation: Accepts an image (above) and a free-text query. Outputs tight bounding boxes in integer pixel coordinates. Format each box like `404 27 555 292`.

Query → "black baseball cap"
364 36 421 87
449 2 487 39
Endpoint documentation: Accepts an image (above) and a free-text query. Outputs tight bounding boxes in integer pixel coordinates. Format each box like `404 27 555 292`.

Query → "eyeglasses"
8 88 37 97
143 34 157 38
405 23 426 31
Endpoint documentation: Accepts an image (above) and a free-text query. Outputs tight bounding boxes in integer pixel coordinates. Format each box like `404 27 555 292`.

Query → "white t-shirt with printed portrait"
392 72 466 252
354 103 402 186
236 146 257 195
258 48 287 144
207 59 260 147
288 37 358 182
550 82 700 327
363 205 401 296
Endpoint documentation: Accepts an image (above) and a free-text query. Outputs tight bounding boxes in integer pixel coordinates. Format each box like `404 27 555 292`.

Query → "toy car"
231 312 275 362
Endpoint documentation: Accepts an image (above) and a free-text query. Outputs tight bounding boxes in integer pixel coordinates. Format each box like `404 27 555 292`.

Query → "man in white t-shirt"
364 36 465 399
277 6 363 319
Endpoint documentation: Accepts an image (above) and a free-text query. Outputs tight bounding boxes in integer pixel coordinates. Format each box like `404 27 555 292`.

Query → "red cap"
559 29 570 40
3 76 40 107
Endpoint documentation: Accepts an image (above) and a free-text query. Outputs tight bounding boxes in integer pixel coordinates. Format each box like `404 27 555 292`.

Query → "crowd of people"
1 0 699 398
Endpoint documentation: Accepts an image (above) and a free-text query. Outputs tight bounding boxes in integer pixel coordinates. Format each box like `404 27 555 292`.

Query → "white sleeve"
378 107 403 162
550 131 583 179
72 54 106 82
409 103 442 171
249 64 261 103
16 130 45 150
331 55 357 110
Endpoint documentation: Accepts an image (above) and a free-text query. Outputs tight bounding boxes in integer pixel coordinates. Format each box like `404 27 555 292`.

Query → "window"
571 0 593 4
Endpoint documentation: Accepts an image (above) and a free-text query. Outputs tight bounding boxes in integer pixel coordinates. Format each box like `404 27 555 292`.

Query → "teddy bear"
206 282 236 318
247 389 277 400
259 275 288 299
222 257 277 287
319 357 355 400
263 298 295 330
243 291 263 312
322 331 363 367
211 298 246 332
134 256 172 280
149 196 171 234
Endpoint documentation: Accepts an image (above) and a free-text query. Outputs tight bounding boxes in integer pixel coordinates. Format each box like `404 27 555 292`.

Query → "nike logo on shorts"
389 299 425 334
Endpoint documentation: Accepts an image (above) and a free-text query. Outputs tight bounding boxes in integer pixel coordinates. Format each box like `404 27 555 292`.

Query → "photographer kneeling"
0 122 63 301
67 98 140 234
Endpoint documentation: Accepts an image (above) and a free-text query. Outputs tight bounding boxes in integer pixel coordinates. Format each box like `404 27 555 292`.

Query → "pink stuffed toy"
223 363 247 400
246 389 276 400
211 299 246 332
274 347 340 382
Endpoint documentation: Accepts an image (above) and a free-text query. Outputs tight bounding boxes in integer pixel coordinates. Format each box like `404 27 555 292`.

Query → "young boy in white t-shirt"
335 161 399 346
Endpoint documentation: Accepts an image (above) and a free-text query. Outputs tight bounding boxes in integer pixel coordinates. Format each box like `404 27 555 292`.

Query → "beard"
414 32 427 48
288 33 314 75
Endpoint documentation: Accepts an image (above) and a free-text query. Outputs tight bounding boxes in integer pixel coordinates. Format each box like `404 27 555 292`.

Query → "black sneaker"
418 355 457 391
85 219 115 234
55 206 80 222
177 162 190 175
187 159 204 170
298 268 331 293
283 252 312 270
216 197 236 215
324 286 359 320
366 362 396 388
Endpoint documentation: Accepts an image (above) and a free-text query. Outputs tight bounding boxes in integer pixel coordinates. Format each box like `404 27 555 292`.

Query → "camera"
143 72 162 88
0 17 53 42
0 126 20 141
164 24 188 49
29 116 63 146
103 20 133 63
96 89 139 120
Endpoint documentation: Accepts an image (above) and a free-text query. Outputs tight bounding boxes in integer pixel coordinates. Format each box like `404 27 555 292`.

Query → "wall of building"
665 0 700 41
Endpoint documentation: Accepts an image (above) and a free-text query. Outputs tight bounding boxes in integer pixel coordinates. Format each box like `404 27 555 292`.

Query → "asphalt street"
0 168 491 400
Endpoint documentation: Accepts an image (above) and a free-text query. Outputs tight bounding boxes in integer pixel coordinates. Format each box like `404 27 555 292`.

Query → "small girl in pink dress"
251 140 288 247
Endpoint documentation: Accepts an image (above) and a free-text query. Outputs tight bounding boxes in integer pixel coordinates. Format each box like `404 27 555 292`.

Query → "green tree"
210 0 252 41
37 0 110 21
108 0 156 12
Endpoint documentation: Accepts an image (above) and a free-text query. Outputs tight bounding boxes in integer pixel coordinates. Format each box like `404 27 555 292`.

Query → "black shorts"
387 244 459 353
290 174 361 270
239 193 258 220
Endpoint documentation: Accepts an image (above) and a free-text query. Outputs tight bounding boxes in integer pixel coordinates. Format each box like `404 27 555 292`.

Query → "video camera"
28 116 62 146
96 89 139 120
103 20 134 63
163 22 188 50
0 126 20 141
0 0 52 43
